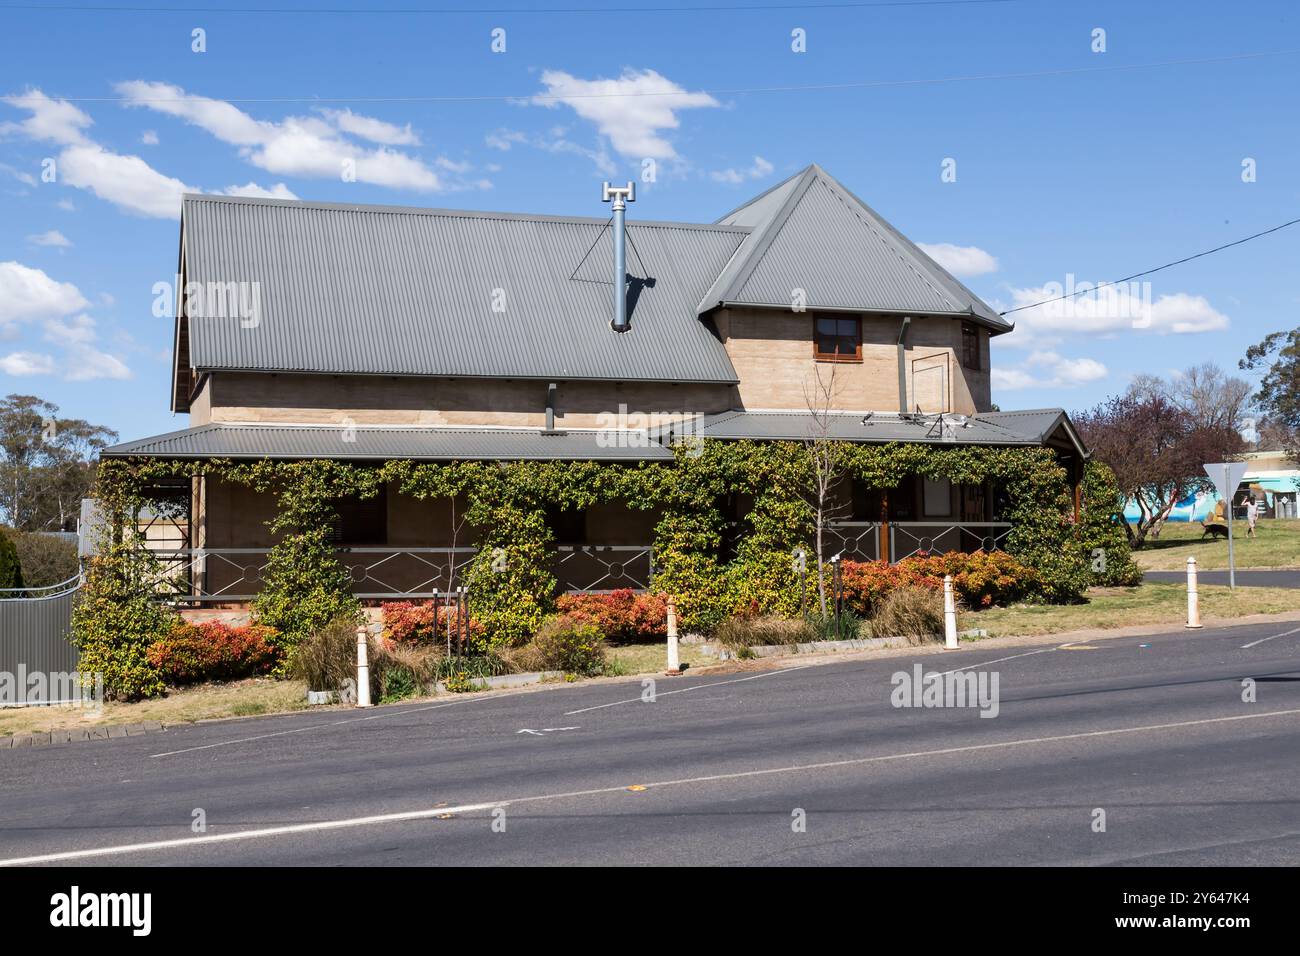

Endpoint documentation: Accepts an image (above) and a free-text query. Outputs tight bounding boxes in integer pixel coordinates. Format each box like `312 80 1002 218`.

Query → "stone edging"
1 720 165 749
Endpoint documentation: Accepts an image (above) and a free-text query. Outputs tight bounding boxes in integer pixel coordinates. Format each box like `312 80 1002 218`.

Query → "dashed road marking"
8 706 1299 867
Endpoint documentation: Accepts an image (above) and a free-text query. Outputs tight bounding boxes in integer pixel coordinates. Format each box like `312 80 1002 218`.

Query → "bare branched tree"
802 365 851 620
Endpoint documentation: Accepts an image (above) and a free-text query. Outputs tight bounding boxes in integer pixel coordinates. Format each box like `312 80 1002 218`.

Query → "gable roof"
177 194 746 403
699 164 1009 330
172 165 1011 410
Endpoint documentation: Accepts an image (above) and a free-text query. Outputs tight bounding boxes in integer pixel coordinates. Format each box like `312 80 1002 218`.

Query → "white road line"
934 647 1056 678
150 696 496 758
562 665 814 716
1241 625 1300 649
7 706 1299 867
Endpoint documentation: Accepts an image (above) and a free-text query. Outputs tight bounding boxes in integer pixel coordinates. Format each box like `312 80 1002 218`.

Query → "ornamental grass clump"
290 615 360 692
714 614 815 649
871 586 945 645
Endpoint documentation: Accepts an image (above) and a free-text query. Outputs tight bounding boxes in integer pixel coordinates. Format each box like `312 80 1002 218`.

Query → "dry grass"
1132 518 1300 571
964 582 1300 638
714 615 815 648
871 585 945 645
0 678 312 738
606 642 715 675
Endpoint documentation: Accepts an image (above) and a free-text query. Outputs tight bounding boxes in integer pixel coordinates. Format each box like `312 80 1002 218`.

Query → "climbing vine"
83 440 1136 696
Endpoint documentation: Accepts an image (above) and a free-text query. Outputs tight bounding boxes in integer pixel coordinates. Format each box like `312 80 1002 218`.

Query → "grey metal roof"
700 165 1010 331
180 194 746 386
103 424 673 462
656 408 1080 450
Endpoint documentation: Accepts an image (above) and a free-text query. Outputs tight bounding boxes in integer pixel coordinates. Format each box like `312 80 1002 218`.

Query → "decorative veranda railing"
137 523 1007 604
888 522 1012 561
144 545 654 603
824 521 1012 563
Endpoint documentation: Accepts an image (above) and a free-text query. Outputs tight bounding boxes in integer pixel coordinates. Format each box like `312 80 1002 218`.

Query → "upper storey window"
813 314 862 363
962 323 982 370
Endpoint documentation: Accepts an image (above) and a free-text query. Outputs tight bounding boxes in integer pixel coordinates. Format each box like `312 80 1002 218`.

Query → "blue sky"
1 0 1297 442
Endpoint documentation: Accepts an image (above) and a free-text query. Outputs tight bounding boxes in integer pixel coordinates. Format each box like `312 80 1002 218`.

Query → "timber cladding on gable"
199 371 737 428
715 307 989 415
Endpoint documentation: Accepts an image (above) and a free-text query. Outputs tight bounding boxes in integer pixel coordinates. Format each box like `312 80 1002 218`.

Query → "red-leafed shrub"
147 620 280 686
554 589 668 643
381 601 485 647
840 551 1033 616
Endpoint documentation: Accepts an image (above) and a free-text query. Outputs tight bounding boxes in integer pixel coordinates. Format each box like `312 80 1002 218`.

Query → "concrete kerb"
1 720 163 750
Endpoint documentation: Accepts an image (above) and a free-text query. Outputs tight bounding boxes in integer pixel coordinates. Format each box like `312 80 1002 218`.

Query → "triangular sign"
1203 461 1248 505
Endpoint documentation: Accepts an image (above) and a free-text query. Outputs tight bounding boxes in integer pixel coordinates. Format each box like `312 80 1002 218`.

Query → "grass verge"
1131 518 1300 571
2 644 712 738
964 582 1300 638
0 678 311 738
606 642 713 675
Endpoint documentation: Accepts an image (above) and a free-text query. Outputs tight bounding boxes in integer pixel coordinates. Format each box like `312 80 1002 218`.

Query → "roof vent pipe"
602 181 635 333
896 315 911 415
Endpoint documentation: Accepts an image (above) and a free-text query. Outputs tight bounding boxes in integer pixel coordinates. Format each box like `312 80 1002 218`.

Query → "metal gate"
0 575 82 681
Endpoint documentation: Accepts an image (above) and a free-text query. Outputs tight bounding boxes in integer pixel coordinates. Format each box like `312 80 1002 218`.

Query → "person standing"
1245 496 1259 538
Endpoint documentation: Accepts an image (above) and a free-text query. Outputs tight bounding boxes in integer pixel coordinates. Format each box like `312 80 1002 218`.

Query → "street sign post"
1204 461 1249 589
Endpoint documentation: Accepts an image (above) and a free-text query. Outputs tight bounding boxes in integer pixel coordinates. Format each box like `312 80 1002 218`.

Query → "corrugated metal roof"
701 165 1009 330
103 424 673 461
181 195 746 384
657 408 1075 447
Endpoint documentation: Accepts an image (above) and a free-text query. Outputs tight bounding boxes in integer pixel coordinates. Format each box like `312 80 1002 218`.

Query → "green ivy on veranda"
84 442 1135 696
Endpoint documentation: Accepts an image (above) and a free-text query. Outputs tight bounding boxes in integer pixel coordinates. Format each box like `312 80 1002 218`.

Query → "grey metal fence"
0 576 82 681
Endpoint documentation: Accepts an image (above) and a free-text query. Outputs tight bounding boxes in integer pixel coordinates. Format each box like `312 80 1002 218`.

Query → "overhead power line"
999 216 1300 317
43 48 1300 105
0 0 1019 14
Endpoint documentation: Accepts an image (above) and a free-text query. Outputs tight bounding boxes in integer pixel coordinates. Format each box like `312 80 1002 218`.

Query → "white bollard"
665 598 681 675
356 623 373 707
1185 556 1203 629
943 575 959 650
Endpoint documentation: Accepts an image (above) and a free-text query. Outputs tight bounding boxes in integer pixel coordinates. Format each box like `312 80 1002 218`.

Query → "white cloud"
485 129 527 151
220 181 298 200
320 108 420 146
0 162 37 187
43 313 97 344
140 129 159 145
917 242 999 278
43 316 133 380
116 80 454 192
991 349 1109 391
56 199 74 211
487 125 614 174
0 264 131 381
59 143 196 218
2 89 197 218
710 156 774 184
0 89 92 145
998 279 1230 349
0 260 89 325
0 351 56 376
530 68 718 160
64 343 132 381
26 229 71 248
1147 292 1230 334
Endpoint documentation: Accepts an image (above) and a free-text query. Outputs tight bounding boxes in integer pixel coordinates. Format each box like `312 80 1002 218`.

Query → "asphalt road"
1144 569 1300 588
2 619 1300 867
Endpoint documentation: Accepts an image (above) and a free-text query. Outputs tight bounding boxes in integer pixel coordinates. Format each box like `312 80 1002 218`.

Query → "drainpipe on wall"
544 382 557 432
896 315 912 415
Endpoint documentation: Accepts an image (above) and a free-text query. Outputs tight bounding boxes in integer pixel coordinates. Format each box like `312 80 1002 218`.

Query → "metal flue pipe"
602 181 636 332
